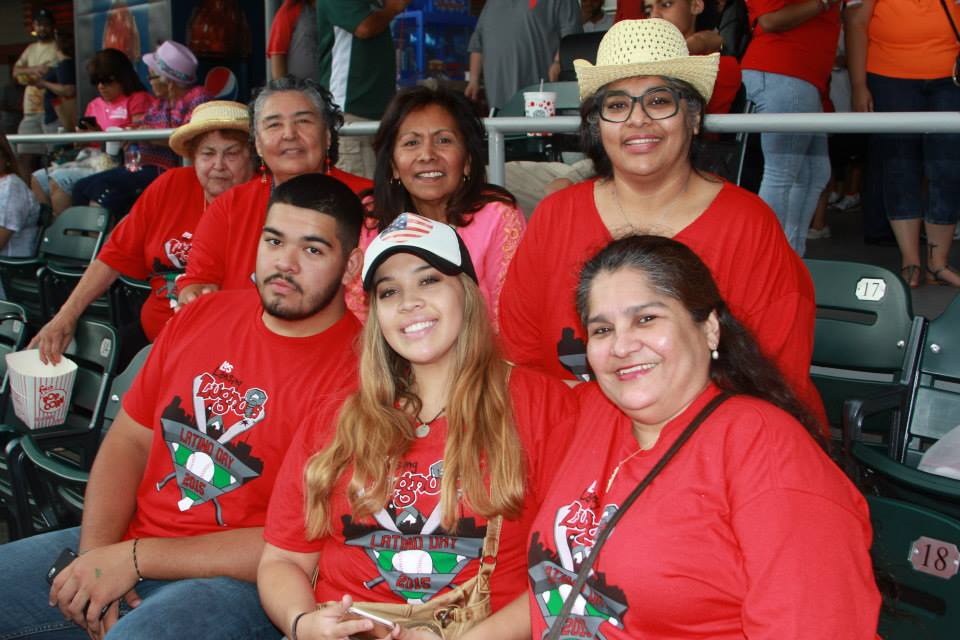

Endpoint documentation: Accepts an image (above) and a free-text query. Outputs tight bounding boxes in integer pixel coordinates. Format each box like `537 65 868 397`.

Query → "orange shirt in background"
867 0 960 79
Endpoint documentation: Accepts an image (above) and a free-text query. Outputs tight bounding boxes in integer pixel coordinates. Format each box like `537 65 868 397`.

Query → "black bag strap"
940 0 960 42
544 392 731 640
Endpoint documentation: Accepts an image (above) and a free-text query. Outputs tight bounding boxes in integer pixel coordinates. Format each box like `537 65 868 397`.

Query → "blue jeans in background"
866 73 960 224
0 527 281 639
742 70 831 256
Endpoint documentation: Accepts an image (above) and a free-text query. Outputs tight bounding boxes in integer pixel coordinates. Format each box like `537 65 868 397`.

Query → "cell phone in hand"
46 547 77 584
78 117 98 130
345 606 395 639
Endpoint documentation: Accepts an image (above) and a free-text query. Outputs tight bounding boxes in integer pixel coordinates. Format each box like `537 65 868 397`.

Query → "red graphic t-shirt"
498 179 827 431
181 169 373 292
527 383 880 639
122 289 360 539
97 167 207 340
265 366 576 612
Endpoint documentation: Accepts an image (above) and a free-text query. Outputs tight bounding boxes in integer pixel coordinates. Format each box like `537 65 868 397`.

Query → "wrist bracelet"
290 611 311 640
131 538 144 582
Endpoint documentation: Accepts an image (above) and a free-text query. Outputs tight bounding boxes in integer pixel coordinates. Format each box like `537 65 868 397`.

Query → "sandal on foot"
900 265 922 289
926 265 960 287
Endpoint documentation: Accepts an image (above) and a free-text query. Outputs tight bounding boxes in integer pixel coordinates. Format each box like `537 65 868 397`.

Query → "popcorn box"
6 350 77 430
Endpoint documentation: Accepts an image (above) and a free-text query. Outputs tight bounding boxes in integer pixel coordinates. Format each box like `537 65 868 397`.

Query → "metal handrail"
12 111 960 186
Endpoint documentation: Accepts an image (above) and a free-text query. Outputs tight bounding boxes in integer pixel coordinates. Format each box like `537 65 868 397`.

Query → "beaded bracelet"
131 538 145 582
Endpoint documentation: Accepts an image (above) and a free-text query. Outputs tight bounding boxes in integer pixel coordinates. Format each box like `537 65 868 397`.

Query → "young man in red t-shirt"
0 174 365 640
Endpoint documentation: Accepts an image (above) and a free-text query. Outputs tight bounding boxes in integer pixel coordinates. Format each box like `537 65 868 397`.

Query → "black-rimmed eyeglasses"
598 86 684 123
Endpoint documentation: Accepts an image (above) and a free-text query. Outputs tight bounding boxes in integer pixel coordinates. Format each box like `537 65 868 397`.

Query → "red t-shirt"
180 169 373 291
267 0 303 57
707 56 742 114
264 366 577 612
97 167 206 341
741 0 840 95
122 289 360 539
498 179 826 429
527 383 880 639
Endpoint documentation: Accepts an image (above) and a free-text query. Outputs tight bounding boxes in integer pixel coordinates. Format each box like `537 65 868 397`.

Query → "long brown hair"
304 274 524 538
0 132 26 182
576 235 825 448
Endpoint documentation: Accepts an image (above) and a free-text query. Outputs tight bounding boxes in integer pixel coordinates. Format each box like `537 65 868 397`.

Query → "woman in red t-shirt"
740 0 841 255
30 101 254 368
419 235 879 639
258 215 574 640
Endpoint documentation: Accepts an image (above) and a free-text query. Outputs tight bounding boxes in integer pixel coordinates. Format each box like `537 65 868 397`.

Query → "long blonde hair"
304 275 524 538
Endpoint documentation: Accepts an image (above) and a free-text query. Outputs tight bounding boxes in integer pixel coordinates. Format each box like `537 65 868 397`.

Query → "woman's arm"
756 0 838 33
844 0 876 112
257 543 321 637
28 259 121 364
258 545 383 640
34 77 75 98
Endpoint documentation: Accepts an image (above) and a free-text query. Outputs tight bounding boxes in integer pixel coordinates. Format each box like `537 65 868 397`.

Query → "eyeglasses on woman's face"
597 86 684 123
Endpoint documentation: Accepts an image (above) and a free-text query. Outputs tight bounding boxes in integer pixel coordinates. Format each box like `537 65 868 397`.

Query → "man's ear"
342 247 364 286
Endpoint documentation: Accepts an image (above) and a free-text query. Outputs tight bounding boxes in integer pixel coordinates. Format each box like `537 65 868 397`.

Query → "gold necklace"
605 445 647 493
609 174 691 236
414 407 446 439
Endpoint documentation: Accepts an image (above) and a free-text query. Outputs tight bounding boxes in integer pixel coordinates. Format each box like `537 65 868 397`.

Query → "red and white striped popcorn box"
5 349 78 429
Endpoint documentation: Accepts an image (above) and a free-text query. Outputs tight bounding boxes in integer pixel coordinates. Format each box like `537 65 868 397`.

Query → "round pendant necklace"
414 407 446 438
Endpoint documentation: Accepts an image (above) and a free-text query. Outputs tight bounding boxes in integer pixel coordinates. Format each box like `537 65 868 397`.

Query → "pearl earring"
711 348 719 361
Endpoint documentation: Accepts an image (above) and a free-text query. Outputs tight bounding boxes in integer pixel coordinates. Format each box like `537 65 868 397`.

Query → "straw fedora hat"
574 19 719 102
169 101 250 158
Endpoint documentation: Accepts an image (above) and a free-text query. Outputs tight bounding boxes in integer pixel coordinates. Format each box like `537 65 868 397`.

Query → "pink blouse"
347 200 526 329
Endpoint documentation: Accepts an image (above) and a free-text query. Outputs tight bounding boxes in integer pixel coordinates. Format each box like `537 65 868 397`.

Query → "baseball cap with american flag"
361 213 477 291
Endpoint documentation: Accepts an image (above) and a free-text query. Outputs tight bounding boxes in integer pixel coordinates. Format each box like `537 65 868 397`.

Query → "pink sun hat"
143 40 198 86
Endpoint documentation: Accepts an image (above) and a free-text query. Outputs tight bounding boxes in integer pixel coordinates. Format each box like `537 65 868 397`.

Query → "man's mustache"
263 273 303 293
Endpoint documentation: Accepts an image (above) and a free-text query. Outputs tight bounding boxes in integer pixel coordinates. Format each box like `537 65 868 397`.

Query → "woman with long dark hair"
348 86 525 327
401 234 879 639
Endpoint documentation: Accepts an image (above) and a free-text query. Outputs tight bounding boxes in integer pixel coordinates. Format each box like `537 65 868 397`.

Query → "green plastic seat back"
39 206 109 268
0 301 28 397
24 320 118 447
101 344 151 436
868 495 960 639
111 275 152 329
909 296 960 459
805 259 923 429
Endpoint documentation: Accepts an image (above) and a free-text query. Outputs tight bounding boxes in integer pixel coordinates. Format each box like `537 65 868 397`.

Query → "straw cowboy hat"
169 100 250 158
143 40 199 85
574 19 720 102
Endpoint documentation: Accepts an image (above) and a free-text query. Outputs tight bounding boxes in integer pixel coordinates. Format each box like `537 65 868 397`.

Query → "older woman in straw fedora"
31 100 255 367
499 19 827 432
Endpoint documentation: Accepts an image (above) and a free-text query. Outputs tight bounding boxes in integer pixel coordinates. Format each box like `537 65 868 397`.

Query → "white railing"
12 111 960 186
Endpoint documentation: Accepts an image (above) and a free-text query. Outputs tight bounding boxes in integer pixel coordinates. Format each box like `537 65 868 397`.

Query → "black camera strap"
543 392 731 640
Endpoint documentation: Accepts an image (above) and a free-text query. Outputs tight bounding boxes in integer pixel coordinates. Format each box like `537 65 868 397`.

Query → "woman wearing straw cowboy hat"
31 100 254 368
71 40 212 218
499 19 828 433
